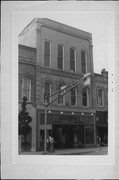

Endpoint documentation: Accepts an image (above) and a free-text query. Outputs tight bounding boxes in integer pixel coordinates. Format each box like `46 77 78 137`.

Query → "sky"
15 11 114 73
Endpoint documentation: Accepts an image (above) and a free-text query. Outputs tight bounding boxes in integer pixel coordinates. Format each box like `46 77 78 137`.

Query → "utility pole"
44 104 47 154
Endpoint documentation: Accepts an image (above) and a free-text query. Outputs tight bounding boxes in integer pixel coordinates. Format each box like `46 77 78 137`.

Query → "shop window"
85 125 94 144
22 77 31 101
58 44 64 70
71 87 77 106
44 82 51 103
81 51 87 74
70 48 76 72
97 88 104 107
44 41 51 67
82 87 89 107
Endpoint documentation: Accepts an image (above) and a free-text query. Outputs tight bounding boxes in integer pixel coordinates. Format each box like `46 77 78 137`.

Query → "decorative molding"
38 65 83 80
38 20 92 43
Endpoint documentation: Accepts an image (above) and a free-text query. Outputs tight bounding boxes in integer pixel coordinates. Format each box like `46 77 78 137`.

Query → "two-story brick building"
18 18 108 151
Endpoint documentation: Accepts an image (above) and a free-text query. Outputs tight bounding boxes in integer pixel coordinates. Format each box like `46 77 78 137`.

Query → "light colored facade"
19 18 107 151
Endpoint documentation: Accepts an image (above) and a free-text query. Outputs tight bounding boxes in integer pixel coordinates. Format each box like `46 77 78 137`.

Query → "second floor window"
58 84 65 105
44 41 50 67
22 77 31 102
58 45 64 70
82 87 89 107
97 88 104 107
44 82 51 103
71 87 76 106
81 51 87 74
70 48 76 72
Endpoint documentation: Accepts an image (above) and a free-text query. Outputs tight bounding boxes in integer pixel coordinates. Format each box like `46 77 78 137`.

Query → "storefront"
96 111 108 145
37 110 96 150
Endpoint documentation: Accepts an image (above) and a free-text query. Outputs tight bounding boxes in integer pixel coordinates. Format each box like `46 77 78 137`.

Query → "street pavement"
21 146 108 155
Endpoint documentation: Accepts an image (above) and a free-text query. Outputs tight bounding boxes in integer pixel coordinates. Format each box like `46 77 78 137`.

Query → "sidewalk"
21 146 108 155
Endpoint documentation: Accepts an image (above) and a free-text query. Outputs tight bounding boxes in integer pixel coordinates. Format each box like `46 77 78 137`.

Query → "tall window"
58 84 65 105
70 48 76 72
44 82 51 103
44 41 51 67
81 51 87 74
71 87 77 106
22 77 31 101
82 87 89 107
97 88 104 107
58 45 64 70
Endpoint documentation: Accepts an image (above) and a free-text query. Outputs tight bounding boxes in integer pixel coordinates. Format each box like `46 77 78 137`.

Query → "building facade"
92 69 108 145
19 18 108 151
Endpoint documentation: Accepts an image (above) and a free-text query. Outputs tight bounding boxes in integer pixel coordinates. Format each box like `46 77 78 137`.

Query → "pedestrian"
47 137 51 153
99 137 101 147
49 136 54 153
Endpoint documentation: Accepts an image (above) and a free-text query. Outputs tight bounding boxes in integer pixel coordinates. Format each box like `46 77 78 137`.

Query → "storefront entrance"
52 124 84 148
97 126 108 145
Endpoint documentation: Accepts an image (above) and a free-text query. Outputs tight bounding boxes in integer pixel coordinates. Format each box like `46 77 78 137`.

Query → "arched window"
81 51 87 74
44 82 51 103
22 77 31 102
71 87 77 106
97 88 104 107
82 87 89 107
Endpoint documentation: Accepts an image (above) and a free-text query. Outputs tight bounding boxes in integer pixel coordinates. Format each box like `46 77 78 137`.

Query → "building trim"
37 66 83 80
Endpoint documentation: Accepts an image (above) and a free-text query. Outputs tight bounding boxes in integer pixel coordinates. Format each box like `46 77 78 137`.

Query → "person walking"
49 136 54 153
47 137 51 153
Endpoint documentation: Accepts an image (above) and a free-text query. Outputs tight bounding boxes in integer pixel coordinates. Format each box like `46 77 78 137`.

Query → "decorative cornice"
37 104 96 114
37 66 83 80
36 18 92 44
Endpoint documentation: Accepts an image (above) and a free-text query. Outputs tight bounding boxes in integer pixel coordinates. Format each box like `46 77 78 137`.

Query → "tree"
19 96 32 147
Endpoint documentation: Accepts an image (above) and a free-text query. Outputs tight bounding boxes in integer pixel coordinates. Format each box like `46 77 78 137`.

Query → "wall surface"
37 25 93 74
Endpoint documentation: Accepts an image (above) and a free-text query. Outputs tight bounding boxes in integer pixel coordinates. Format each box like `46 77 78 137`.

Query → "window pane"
44 41 50 54
58 45 63 70
81 51 86 74
97 88 104 106
82 88 88 106
70 48 75 72
70 60 75 72
58 57 63 70
44 82 50 103
22 78 31 101
58 45 63 57
44 41 50 67
71 88 76 106
70 48 75 59
44 54 50 67
58 85 64 104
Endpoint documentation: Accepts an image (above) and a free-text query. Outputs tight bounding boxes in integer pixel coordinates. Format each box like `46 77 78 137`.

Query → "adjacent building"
18 18 108 151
